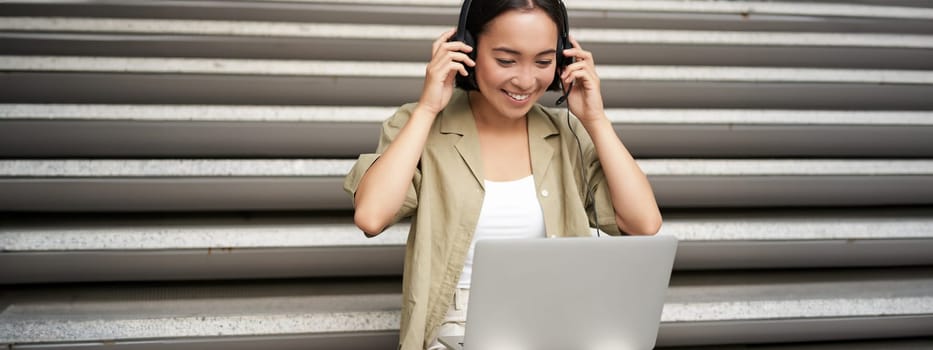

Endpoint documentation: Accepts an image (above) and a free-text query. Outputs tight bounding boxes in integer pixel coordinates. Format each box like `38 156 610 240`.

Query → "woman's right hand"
418 28 475 115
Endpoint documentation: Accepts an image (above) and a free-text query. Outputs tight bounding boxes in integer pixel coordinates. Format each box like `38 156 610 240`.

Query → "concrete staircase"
2 0 933 348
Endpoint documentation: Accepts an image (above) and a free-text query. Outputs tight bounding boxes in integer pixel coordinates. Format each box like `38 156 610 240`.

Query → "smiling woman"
472 10 558 119
343 0 662 349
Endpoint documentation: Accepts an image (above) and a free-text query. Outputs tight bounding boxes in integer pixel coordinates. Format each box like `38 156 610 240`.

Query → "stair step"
658 267 933 346
3 56 933 108
0 215 410 283
5 56 932 83
1 208 931 283
0 278 402 348
2 268 931 347
1 159 931 211
664 337 933 350
3 1 933 34
3 18 932 68
0 159 351 211
5 17 931 48
2 209 928 249
3 105 932 157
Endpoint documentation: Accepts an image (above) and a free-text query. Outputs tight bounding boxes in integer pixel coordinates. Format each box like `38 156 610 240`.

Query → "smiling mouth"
504 90 531 101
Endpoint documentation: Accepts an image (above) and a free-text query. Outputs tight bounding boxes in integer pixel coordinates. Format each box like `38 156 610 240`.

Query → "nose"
510 65 536 91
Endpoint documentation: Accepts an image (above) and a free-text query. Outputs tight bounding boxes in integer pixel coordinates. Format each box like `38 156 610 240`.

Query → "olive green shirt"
344 89 622 350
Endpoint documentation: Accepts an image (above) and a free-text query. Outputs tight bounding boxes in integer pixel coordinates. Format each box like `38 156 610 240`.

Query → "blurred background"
1 0 933 348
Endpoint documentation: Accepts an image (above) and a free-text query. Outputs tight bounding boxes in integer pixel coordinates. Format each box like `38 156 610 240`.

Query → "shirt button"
541 189 549 197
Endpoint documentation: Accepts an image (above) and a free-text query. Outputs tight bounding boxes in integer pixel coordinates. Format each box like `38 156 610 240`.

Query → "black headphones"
451 0 572 93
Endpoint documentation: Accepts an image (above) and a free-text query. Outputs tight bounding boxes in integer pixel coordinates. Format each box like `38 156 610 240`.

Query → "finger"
451 62 469 77
563 68 577 86
432 28 458 54
565 35 593 60
447 51 476 67
569 34 582 50
434 34 473 59
434 43 471 61
428 57 468 76
438 40 473 55
427 50 474 78
431 60 467 76
562 48 594 63
564 67 594 86
442 27 458 40
437 62 470 78
561 61 593 81
426 63 465 87
560 61 598 83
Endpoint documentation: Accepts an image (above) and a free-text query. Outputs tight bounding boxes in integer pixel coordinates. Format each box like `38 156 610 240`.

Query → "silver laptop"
440 235 678 350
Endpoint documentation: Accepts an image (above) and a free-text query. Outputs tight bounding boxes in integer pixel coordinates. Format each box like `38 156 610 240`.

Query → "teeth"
506 91 530 101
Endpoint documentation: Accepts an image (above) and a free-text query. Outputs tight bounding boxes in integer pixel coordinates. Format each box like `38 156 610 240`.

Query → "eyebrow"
492 47 557 56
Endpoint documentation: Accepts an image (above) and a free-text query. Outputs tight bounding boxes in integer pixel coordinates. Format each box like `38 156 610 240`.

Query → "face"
471 7 559 121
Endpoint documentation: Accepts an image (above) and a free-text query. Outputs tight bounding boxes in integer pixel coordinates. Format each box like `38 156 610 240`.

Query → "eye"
495 58 516 66
536 60 553 66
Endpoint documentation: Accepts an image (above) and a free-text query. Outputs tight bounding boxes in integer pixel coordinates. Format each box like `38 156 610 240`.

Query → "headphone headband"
453 0 473 43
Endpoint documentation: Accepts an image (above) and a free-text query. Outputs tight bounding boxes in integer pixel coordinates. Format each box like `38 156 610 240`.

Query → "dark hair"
454 0 569 91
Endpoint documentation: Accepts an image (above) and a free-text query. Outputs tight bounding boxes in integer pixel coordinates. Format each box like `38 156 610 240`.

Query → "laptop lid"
459 235 677 350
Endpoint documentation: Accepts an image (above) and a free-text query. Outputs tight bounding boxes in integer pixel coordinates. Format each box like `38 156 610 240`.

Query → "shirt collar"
439 89 559 138
439 89 561 189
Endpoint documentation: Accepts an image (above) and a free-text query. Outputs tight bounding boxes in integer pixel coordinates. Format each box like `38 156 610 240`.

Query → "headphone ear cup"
454 30 478 90
549 35 571 91
557 35 572 68
550 0 571 92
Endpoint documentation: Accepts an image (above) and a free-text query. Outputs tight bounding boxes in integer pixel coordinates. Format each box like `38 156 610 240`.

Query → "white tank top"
457 175 546 289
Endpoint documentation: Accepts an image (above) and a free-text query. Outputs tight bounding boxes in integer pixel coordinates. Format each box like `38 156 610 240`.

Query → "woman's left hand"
560 35 606 123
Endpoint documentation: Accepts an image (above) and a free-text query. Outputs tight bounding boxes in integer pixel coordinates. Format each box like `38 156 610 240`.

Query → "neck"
468 91 527 132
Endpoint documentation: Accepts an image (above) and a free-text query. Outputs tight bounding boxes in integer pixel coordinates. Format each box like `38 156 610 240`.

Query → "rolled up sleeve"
343 103 421 227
